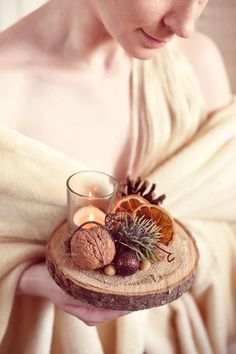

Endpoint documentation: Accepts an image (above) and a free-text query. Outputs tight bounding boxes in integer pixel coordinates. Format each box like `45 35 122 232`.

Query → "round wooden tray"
46 220 199 311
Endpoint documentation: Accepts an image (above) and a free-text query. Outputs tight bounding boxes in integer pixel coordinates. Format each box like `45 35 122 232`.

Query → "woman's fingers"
18 262 130 326
64 302 130 325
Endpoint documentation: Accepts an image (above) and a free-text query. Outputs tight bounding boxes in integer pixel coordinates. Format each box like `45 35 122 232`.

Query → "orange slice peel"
133 204 175 245
114 194 149 214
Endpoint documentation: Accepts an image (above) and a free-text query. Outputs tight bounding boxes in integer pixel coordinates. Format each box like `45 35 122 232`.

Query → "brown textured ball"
115 250 139 276
70 225 116 270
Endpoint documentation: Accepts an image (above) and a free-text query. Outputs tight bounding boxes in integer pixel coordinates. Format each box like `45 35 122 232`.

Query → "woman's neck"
32 0 122 68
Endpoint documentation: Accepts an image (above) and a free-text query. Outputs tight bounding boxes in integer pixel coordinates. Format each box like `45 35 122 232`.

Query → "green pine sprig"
114 215 162 262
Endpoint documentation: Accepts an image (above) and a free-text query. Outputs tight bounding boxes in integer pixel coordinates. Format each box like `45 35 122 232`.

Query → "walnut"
70 225 116 270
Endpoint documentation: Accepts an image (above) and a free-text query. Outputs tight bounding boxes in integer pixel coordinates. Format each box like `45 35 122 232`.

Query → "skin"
0 0 232 326
17 263 130 326
90 0 209 59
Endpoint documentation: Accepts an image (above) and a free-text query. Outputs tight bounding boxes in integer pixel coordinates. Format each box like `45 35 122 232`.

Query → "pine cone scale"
117 176 166 206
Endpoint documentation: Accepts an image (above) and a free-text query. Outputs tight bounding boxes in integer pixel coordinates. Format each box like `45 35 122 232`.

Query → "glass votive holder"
67 171 119 234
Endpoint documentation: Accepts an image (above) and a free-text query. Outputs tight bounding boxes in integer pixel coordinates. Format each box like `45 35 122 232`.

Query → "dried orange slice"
114 195 149 214
134 205 175 245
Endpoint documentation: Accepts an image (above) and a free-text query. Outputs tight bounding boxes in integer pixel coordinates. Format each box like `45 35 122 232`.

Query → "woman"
0 1 235 353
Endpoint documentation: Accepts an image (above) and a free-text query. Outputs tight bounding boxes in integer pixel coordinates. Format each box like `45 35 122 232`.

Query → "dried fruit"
134 205 175 245
115 250 139 276
114 195 149 214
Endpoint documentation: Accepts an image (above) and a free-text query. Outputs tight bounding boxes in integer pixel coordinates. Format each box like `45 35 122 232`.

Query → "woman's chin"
127 48 162 60
123 44 165 60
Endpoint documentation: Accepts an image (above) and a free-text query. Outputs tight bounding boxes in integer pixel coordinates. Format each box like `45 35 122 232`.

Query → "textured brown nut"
70 226 116 270
139 260 151 271
104 264 116 276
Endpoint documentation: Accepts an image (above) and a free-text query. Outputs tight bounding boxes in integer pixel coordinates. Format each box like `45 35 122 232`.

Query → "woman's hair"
129 42 205 177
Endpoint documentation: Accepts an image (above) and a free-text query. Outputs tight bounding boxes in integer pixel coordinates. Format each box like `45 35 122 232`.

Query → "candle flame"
88 191 92 198
88 214 95 222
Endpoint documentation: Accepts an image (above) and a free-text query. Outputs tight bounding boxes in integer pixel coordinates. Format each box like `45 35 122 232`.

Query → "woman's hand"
17 262 129 326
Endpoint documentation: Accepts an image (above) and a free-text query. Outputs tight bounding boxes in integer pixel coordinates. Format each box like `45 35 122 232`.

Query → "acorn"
104 264 116 276
115 250 139 276
139 259 151 271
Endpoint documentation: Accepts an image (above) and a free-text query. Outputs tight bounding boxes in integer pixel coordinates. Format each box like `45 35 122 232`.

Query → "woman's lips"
139 28 167 48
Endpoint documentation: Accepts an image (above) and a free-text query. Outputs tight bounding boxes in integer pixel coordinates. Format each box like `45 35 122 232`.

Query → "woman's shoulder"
0 13 51 71
0 29 15 66
176 32 232 114
0 26 32 71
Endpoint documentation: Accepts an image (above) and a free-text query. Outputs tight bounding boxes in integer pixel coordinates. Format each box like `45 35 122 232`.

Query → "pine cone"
117 176 166 206
105 212 131 235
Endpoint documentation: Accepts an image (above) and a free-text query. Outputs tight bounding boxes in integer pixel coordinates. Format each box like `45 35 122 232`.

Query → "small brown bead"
104 264 116 276
139 260 151 271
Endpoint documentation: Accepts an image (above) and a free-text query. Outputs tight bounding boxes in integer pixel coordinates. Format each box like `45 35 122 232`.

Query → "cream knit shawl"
0 48 236 354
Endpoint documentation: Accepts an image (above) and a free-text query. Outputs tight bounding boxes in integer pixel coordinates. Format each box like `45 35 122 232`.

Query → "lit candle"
67 172 118 234
73 206 106 229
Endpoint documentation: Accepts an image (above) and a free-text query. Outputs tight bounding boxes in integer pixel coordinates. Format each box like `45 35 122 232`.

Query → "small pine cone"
105 212 131 235
117 176 166 206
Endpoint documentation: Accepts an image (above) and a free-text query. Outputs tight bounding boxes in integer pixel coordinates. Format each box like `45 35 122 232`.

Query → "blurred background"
0 0 235 92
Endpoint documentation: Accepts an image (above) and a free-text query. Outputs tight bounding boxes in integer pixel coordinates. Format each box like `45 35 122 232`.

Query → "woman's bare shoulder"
0 26 32 69
0 13 50 71
176 32 232 114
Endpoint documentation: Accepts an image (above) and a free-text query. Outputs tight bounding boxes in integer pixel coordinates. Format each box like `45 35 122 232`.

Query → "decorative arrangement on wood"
47 176 199 311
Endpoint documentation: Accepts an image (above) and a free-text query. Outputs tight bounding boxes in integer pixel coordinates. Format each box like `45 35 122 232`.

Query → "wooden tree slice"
46 220 199 311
